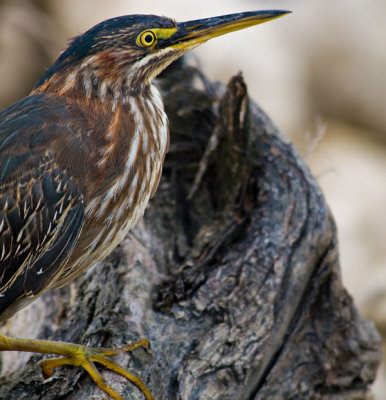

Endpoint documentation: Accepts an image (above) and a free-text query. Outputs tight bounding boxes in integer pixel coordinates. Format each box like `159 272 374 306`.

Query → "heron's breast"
56 85 169 286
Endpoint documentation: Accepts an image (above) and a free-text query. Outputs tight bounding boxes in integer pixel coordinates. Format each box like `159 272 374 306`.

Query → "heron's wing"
0 95 85 319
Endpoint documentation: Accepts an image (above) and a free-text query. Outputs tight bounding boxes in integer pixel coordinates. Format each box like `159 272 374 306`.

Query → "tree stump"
0 59 381 399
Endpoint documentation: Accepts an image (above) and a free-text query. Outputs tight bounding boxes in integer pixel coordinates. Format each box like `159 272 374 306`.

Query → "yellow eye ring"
138 30 157 48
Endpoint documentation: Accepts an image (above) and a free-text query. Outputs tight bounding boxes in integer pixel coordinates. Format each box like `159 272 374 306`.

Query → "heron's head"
34 11 290 98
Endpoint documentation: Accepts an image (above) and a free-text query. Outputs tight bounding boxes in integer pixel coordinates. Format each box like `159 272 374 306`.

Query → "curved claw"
96 337 151 356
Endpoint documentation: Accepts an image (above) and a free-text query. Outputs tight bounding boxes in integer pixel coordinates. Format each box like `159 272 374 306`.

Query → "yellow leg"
0 334 153 400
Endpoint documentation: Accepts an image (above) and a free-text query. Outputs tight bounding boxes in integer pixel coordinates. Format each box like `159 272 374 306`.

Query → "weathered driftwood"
0 59 381 399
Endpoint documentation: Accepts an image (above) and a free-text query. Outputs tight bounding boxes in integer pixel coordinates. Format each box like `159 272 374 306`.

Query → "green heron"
0 10 290 400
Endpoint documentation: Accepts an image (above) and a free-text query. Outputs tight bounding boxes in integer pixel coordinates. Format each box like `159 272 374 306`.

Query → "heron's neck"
32 56 169 197
32 55 148 111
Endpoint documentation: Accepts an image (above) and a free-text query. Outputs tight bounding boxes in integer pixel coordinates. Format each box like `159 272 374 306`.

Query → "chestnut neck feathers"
33 50 147 105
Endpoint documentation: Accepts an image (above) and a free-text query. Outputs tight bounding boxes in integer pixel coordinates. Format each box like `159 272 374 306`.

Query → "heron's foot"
0 333 151 400
38 337 153 400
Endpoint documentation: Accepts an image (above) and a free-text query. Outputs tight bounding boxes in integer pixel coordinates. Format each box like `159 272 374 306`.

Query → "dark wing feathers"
0 94 85 320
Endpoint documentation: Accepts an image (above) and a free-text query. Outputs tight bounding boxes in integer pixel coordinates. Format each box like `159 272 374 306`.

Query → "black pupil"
144 34 153 44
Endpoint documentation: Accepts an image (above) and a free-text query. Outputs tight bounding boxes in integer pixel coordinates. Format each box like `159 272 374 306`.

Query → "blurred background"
0 0 385 397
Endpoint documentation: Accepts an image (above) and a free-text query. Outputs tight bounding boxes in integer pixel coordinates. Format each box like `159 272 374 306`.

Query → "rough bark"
0 59 381 400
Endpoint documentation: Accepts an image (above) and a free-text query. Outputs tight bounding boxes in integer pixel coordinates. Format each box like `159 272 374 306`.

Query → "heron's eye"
138 30 157 48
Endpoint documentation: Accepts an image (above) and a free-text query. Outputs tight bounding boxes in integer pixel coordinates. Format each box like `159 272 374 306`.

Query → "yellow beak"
165 10 291 50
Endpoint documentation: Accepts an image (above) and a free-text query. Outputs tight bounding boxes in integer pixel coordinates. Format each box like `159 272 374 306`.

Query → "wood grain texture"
0 59 381 400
